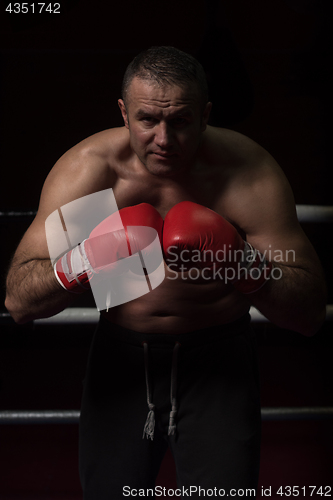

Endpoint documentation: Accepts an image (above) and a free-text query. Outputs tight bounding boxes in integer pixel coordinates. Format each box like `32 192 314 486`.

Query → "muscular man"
5 47 326 498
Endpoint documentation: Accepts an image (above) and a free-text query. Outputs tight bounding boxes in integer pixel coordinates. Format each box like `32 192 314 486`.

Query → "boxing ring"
1 203 332 426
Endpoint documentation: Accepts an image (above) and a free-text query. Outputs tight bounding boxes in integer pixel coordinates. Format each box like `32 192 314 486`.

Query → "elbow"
4 295 31 325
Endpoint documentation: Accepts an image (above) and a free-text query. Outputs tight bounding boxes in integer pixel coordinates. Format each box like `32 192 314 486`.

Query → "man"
5 47 326 498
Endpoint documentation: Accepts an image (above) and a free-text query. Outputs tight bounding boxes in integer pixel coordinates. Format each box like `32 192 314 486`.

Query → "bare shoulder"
12 127 130 261
206 126 293 205
205 126 274 168
205 126 301 242
38 127 130 217
207 127 323 282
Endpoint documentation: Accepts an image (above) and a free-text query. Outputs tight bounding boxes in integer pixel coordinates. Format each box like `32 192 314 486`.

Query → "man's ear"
118 99 129 129
201 102 212 131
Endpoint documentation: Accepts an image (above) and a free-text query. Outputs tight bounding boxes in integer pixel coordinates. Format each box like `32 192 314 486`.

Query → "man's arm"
5 224 76 324
227 150 327 336
5 136 116 324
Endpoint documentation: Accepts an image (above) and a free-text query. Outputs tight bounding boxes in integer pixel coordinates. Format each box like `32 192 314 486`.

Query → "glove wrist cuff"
54 241 92 293
233 242 273 294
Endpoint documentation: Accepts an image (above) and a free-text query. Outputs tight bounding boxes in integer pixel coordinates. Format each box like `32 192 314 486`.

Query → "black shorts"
79 314 261 499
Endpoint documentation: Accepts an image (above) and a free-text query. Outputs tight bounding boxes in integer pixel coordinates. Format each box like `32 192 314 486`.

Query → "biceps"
12 220 50 265
248 225 321 273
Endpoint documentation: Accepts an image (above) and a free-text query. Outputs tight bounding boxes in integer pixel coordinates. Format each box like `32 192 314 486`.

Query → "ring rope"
1 205 333 223
1 407 332 425
1 305 332 326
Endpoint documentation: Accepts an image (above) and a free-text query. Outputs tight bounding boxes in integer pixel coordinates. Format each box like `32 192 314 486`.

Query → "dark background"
0 0 332 498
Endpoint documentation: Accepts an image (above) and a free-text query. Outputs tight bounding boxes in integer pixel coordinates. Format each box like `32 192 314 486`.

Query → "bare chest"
111 170 225 219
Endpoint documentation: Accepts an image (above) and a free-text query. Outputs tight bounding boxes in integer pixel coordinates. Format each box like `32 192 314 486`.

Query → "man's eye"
172 117 187 126
141 117 155 123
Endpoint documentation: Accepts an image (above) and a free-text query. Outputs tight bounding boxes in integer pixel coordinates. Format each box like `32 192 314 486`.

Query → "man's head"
118 47 212 177
121 46 209 111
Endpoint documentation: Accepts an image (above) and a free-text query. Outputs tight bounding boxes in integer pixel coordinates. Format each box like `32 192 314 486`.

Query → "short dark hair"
121 46 209 107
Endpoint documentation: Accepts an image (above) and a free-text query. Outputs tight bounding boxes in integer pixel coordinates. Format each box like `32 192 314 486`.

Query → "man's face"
118 77 211 177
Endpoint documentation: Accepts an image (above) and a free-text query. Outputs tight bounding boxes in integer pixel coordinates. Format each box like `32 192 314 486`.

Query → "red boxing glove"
54 203 163 293
163 201 272 294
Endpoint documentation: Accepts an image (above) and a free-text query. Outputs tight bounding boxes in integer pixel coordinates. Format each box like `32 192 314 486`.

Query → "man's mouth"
152 152 177 159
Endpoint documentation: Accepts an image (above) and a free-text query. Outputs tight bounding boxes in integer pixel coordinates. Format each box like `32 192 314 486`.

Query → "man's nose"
154 122 173 149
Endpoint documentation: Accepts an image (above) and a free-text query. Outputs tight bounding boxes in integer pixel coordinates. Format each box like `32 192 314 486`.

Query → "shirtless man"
5 47 326 498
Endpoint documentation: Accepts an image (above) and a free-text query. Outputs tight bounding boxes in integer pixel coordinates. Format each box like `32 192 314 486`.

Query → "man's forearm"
249 263 327 336
5 258 77 324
